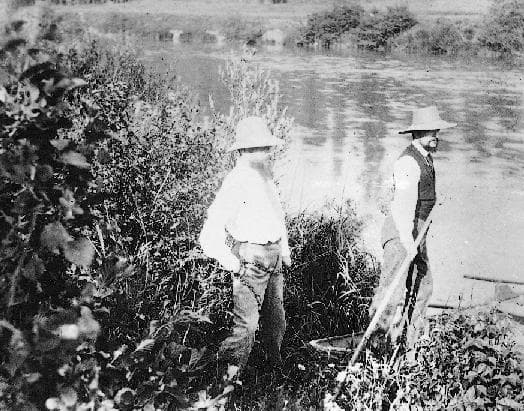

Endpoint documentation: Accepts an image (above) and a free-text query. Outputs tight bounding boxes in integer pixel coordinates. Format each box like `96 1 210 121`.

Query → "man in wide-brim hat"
370 106 456 348
199 116 291 377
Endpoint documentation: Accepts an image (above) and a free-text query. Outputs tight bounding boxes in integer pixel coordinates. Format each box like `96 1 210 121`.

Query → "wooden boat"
308 332 365 359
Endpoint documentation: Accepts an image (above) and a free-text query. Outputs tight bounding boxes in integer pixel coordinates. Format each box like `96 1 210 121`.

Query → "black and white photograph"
1 0 523 409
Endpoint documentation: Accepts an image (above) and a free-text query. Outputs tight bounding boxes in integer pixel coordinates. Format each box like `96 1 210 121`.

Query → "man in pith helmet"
199 116 291 376
370 106 456 348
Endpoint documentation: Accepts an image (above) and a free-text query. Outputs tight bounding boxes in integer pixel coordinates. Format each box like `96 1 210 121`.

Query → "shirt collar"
412 139 430 157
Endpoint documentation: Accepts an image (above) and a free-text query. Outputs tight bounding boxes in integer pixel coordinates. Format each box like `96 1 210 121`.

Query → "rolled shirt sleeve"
198 175 242 272
391 155 420 250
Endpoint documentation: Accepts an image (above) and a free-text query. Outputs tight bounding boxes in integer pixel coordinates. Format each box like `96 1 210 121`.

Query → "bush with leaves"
357 6 417 51
325 310 524 410
298 4 417 50
393 18 471 55
478 0 524 55
0 7 234 409
0 12 112 410
396 310 524 409
299 3 364 48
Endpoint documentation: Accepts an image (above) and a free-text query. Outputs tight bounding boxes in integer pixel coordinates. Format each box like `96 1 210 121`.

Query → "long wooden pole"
326 208 436 408
348 208 435 366
463 274 524 286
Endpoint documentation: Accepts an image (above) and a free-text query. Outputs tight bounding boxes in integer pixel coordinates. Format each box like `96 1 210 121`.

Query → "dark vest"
401 144 436 221
381 144 436 247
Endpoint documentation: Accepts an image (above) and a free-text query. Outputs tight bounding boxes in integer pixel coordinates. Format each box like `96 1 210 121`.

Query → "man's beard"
249 158 272 178
425 141 439 153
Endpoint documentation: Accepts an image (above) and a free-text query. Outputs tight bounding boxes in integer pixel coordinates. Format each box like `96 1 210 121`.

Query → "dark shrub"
357 6 417 50
299 4 416 50
0 12 107 410
300 3 364 47
478 0 524 54
394 19 469 55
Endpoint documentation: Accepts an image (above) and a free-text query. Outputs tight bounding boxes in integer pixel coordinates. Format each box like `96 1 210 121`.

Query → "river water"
142 42 524 307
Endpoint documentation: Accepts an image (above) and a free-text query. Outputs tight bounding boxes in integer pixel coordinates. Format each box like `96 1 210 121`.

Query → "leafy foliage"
0 9 107 410
299 3 364 48
297 0 523 57
397 310 524 409
357 6 417 51
325 310 524 410
394 19 471 55
478 0 524 54
298 4 416 50
0 7 234 409
394 0 523 56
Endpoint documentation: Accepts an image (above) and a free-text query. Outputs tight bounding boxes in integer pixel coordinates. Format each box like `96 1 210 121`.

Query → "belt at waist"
235 238 281 246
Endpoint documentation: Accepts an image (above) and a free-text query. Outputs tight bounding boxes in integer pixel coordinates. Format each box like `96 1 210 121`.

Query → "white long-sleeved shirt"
390 140 433 249
199 157 291 272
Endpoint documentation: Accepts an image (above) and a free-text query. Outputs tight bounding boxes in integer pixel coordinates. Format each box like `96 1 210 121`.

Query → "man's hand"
282 255 292 268
231 258 242 274
403 241 418 261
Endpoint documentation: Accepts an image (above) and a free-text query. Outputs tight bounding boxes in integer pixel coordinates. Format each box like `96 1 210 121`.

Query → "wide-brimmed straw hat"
228 116 284 151
399 106 456 134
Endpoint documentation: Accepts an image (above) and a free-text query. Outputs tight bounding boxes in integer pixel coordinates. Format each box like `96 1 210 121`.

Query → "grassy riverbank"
52 0 523 57
1 3 523 410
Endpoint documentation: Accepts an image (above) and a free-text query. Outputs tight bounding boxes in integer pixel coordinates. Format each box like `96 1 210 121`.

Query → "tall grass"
285 204 378 349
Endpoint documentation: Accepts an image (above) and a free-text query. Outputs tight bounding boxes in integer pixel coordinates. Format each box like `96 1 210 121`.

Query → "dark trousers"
370 218 433 347
218 241 285 369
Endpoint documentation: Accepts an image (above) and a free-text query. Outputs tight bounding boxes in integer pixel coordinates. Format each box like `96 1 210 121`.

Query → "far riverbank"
51 0 523 59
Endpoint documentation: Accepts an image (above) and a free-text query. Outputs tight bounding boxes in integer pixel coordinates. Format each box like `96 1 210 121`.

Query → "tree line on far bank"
51 0 524 59
295 0 524 56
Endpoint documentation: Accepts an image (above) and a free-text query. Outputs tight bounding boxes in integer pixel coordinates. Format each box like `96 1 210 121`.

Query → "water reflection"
140 43 524 305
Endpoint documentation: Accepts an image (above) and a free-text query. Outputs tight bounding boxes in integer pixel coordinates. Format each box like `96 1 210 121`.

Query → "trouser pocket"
237 242 282 273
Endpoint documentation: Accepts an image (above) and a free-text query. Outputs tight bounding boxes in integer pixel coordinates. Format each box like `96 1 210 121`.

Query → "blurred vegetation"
299 3 364 48
296 4 417 50
478 0 524 54
393 18 474 56
284 205 378 348
356 6 417 51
